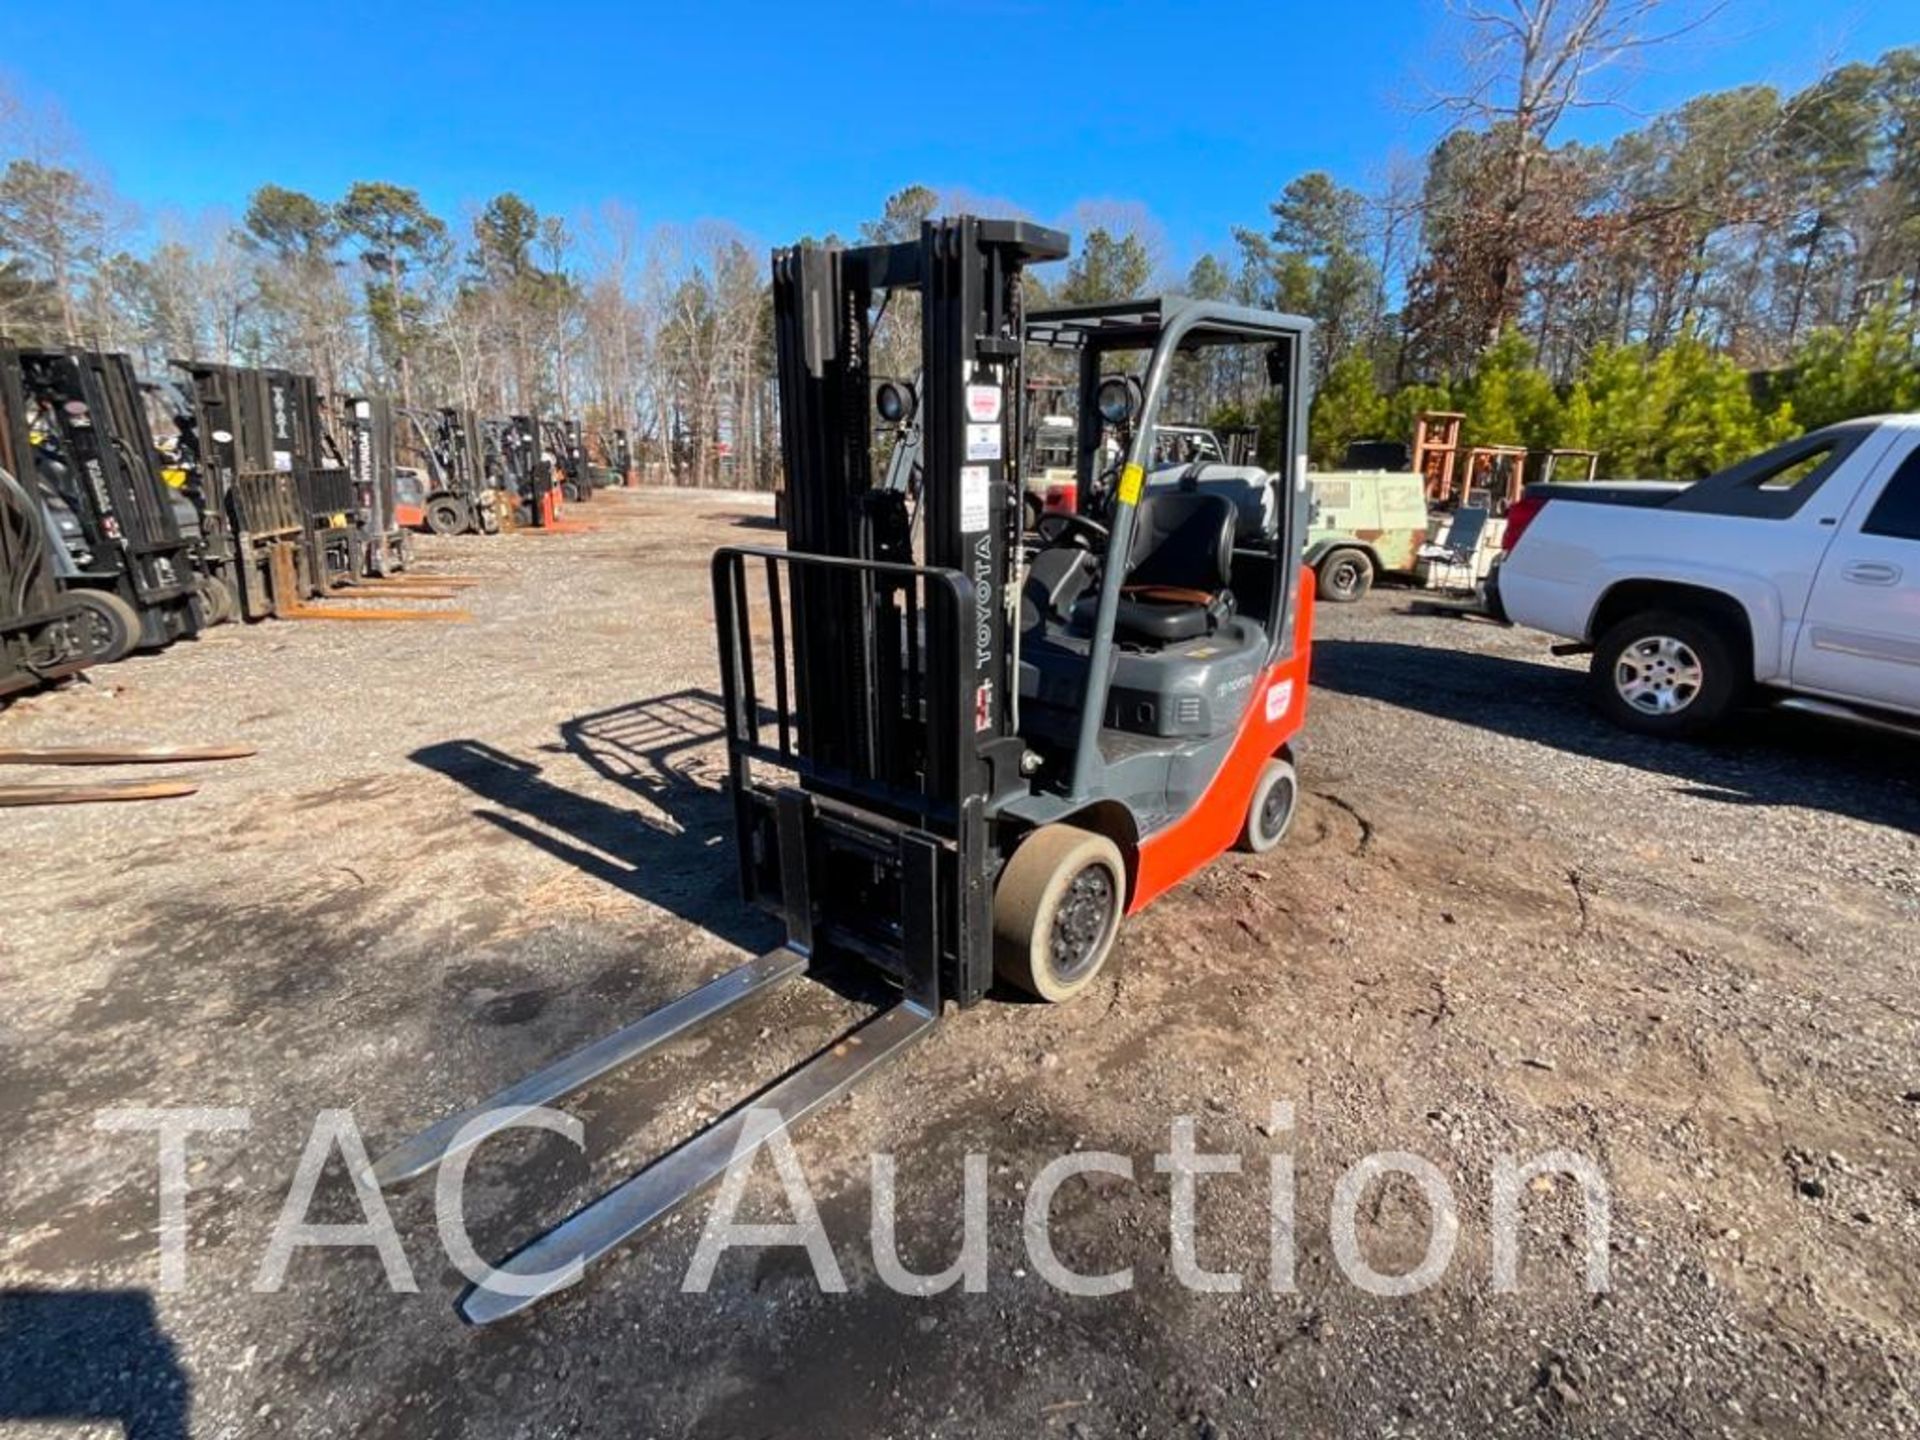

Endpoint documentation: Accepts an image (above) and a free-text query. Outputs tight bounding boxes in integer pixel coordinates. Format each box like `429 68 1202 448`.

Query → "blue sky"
14 0 1915 271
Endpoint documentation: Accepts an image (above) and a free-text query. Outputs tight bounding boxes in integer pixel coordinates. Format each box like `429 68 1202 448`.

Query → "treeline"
0 102 774 486
1199 40 1920 476
3 21 1917 486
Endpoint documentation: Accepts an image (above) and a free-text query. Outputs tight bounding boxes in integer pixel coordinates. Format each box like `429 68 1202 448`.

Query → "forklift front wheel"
195 576 237 627
66 589 142 664
993 825 1126 1003
1238 757 1299 853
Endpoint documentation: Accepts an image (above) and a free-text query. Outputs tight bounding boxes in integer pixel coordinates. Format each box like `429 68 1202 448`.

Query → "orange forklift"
371 217 1318 1322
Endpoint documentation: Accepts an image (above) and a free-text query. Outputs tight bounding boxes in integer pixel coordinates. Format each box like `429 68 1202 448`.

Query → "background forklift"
547 418 591 504
610 426 636 487
0 358 109 694
400 405 503 536
171 362 463 623
501 414 558 527
3 344 204 660
338 393 413 576
172 358 315 621
370 217 1314 1323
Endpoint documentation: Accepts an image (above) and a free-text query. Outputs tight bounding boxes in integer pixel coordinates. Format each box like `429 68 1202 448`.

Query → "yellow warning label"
1117 462 1145 506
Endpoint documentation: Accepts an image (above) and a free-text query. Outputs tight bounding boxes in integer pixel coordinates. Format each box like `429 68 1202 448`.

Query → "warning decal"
1266 680 1294 722
965 385 1004 423
960 465 991 531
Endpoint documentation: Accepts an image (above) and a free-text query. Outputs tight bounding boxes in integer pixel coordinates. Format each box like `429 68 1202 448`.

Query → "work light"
874 379 917 425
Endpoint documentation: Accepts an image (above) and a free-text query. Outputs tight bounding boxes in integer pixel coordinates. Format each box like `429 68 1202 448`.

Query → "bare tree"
1430 0 1721 342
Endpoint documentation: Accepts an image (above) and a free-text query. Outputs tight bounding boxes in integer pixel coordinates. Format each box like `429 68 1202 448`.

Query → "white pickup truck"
1495 415 1920 738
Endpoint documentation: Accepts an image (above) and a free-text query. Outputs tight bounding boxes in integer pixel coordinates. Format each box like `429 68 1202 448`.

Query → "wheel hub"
1049 864 1116 983
1615 635 1704 716
1260 776 1294 837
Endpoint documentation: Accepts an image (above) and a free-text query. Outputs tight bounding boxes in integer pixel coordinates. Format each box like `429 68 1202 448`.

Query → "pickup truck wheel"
1317 548 1373 603
1591 610 1741 737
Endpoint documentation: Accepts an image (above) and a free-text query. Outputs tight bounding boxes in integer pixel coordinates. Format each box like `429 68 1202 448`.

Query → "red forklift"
370 217 1316 1322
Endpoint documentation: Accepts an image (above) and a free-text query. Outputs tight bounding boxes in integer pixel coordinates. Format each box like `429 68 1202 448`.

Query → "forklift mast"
339 392 410 572
505 414 550 523
721 216 1070 1007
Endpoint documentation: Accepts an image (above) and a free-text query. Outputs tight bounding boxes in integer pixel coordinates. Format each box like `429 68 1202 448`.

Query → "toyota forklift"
370 217 1315 1323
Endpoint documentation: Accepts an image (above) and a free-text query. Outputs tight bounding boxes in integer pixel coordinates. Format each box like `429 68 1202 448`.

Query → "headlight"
1097 376 1135 426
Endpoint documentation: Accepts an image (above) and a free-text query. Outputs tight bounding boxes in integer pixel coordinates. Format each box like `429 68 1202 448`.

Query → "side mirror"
1096 375 1137 427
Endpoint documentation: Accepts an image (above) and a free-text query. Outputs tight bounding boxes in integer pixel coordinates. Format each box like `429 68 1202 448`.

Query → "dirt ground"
1 487 1916 1439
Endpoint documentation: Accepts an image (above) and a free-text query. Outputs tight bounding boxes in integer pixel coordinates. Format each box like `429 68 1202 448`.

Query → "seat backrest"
1127 491 1236 593
1444 505 1490 555
1164 462 1277 542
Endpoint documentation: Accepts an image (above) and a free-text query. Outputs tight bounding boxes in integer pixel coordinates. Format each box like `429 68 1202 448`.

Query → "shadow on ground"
1313 638 1919 833
410 689 917 1017
0 1290 188 1439
412 689 779 953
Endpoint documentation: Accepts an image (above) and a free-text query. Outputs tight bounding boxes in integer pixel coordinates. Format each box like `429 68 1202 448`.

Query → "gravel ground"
1 487 1916 1438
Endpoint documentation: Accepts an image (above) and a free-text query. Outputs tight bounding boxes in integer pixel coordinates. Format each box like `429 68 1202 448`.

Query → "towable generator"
373 217 1315 1322
2 344 205 660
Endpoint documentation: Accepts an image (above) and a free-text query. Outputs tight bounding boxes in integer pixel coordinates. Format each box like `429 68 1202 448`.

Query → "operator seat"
1075 490 1237 644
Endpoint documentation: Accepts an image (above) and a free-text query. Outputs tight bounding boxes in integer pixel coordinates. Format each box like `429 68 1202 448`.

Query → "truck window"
1666 425 1869 520
1862 444 1920 542
1758 445 1836 490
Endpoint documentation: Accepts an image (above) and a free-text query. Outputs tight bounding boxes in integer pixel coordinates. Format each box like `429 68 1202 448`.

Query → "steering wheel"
1035 512 1110 551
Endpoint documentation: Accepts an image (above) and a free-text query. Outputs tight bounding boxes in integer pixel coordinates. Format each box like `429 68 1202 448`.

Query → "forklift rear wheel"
66 590 141 664
1316 548 1374 603
1238 756 1299 853
562 481 582 504
427 497 469 536
993 825 1126 1003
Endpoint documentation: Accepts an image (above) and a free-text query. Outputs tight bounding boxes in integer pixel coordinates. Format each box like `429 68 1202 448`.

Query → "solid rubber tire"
993 825 1127 1003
